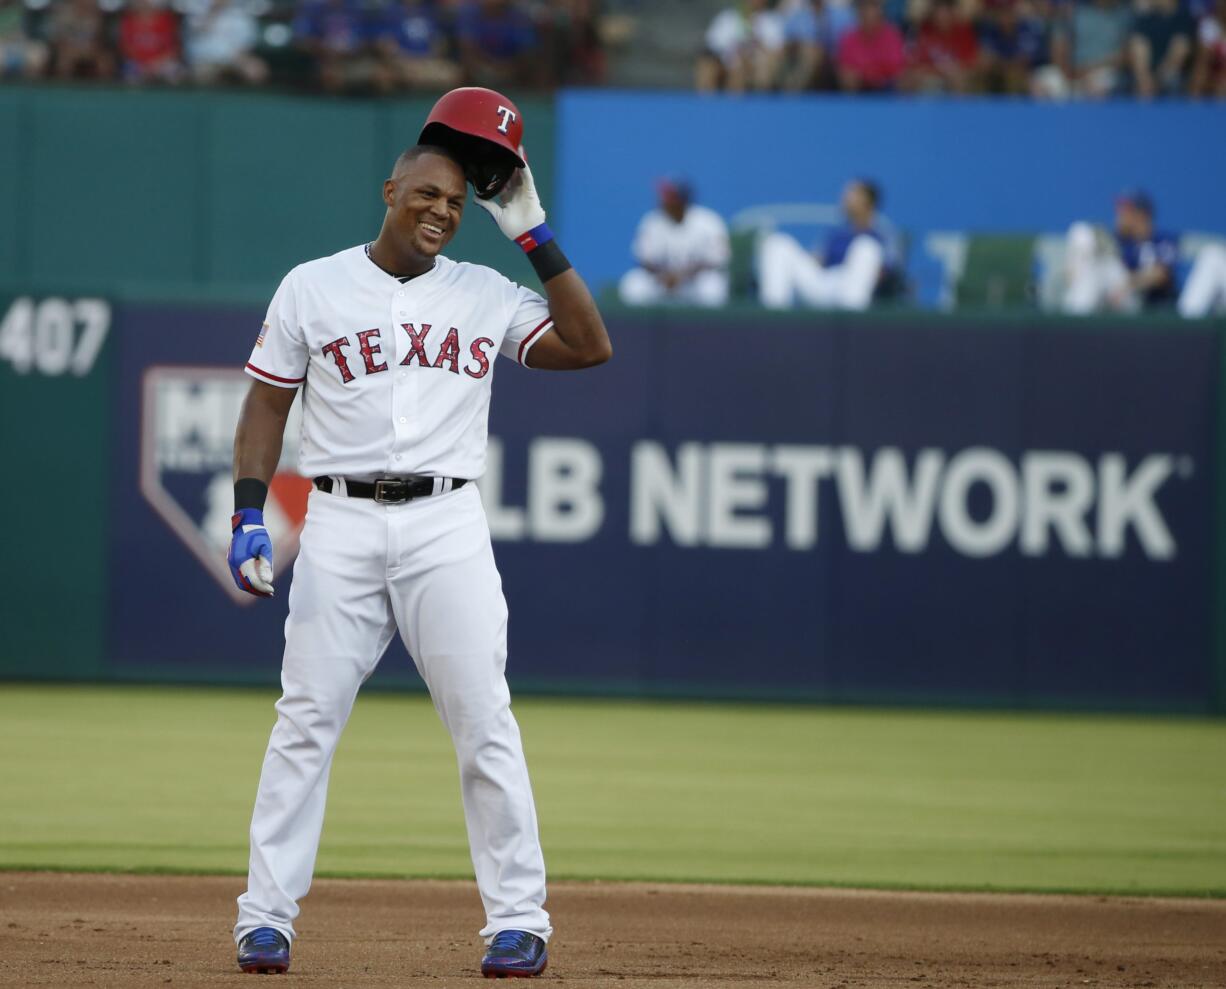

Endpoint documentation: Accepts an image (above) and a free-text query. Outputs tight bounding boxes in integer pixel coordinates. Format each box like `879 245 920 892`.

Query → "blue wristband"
231 507 265 532
514 223 554 253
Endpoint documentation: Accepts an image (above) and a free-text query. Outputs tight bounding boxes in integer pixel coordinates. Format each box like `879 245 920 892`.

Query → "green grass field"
1 684 1224 896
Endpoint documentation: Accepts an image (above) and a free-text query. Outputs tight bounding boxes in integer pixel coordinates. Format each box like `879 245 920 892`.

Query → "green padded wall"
0 294 112 677
0 87 556 304
0 92 21 286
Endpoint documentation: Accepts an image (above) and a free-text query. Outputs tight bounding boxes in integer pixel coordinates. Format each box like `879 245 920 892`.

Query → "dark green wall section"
0 295 111 677
0 87 555 304
0 95 21 285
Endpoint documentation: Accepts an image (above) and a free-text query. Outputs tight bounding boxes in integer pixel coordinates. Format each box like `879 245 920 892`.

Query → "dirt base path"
1 873 1224 988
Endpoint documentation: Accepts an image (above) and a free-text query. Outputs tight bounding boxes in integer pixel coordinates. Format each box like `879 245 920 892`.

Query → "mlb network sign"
481 438 1189 561
136 367 1190 606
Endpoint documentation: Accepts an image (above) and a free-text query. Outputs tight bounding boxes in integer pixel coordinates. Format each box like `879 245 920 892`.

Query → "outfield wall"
1 295 1221 712
0 87 555 304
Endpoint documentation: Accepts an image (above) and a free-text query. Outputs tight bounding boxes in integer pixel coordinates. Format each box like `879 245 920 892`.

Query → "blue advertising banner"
110 304 1217 709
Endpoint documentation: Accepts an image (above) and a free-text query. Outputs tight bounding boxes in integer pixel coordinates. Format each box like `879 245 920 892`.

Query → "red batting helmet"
419 87 526 200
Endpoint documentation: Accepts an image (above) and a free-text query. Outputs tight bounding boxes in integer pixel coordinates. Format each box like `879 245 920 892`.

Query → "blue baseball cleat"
237 927 290 974
481 929 548 978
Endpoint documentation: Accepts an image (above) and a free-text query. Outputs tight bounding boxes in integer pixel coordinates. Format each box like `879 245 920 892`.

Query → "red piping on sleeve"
517 318 554 367
246 362 305 385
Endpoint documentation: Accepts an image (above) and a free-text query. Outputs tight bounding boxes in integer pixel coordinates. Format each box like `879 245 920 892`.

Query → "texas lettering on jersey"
244 246 552 480
321 324 496 383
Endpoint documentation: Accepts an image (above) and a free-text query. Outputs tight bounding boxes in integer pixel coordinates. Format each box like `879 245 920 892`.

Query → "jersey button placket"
391 287 412 475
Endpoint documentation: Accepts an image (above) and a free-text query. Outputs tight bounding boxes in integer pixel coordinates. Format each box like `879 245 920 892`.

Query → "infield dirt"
0 873 1223 988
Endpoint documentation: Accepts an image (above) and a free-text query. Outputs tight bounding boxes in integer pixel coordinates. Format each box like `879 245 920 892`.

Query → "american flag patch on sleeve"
256 322 269 347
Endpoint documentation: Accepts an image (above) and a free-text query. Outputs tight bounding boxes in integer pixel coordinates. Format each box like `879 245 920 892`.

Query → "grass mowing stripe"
1 684 1223 897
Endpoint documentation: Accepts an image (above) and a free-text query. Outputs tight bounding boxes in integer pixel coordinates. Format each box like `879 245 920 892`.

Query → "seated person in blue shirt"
779 0 823 90
293 0 383 93
456 0 537 87
758 178 893 311
1062 190 1179 314
977 0 1047 94
373 0 460 89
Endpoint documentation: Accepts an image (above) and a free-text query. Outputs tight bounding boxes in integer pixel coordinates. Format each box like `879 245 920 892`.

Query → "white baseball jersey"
246 244 553 480
631 205 731 276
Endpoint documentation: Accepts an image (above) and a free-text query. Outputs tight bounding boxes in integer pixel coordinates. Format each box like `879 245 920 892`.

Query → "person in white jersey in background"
225 87 611 980
618 177 731 308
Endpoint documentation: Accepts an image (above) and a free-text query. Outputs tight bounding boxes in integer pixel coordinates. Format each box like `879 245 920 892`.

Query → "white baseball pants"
1060 222 1138 315
234 483 551 946
1179 243 1226 319
757 231 883 311
618 267 730 307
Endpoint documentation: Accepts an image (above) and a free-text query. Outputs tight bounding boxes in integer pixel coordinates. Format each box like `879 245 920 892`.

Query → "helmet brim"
419 122 525 201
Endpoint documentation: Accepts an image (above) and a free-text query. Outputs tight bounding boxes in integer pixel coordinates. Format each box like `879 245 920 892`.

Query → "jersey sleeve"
499 282 554 369
246 271 308 388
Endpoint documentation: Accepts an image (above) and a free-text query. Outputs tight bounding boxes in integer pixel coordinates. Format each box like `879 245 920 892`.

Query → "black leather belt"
313 475 467 504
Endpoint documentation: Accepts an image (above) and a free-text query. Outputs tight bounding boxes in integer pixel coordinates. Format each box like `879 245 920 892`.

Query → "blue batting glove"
228 508 275 598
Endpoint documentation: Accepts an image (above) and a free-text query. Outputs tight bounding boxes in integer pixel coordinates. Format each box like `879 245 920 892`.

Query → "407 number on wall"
0 297 110 377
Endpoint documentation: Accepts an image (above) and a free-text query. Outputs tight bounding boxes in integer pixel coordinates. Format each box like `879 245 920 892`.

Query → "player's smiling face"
388 152 467 260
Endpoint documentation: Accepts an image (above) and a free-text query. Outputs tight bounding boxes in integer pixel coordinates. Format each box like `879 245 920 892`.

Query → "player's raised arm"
477 159 612 371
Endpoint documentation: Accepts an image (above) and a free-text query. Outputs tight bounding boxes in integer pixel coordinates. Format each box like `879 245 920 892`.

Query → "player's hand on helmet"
477 148 546 241
228 508 275 598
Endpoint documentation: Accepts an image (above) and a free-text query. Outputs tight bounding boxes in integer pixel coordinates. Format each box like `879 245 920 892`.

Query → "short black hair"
856 178 882 209
392 143 463 177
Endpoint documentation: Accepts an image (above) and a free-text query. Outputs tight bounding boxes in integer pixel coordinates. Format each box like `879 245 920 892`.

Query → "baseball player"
757 178 888 311
618 177 731 308
1061 190 1179 315
226 87 610 979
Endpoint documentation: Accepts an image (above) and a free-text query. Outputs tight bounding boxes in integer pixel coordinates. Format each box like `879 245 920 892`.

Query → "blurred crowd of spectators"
0 0 606 92
697 0 1226 97
3 0 1223 96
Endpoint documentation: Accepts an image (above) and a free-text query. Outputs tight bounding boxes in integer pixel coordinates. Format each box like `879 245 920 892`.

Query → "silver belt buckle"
373 478 405 504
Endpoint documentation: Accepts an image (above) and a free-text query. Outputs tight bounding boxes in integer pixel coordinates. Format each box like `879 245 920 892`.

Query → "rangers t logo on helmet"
495 105 517 135
419 87 526 200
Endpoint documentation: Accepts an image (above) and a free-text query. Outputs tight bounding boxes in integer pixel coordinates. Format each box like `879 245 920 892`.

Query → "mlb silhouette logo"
140 366 311 604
